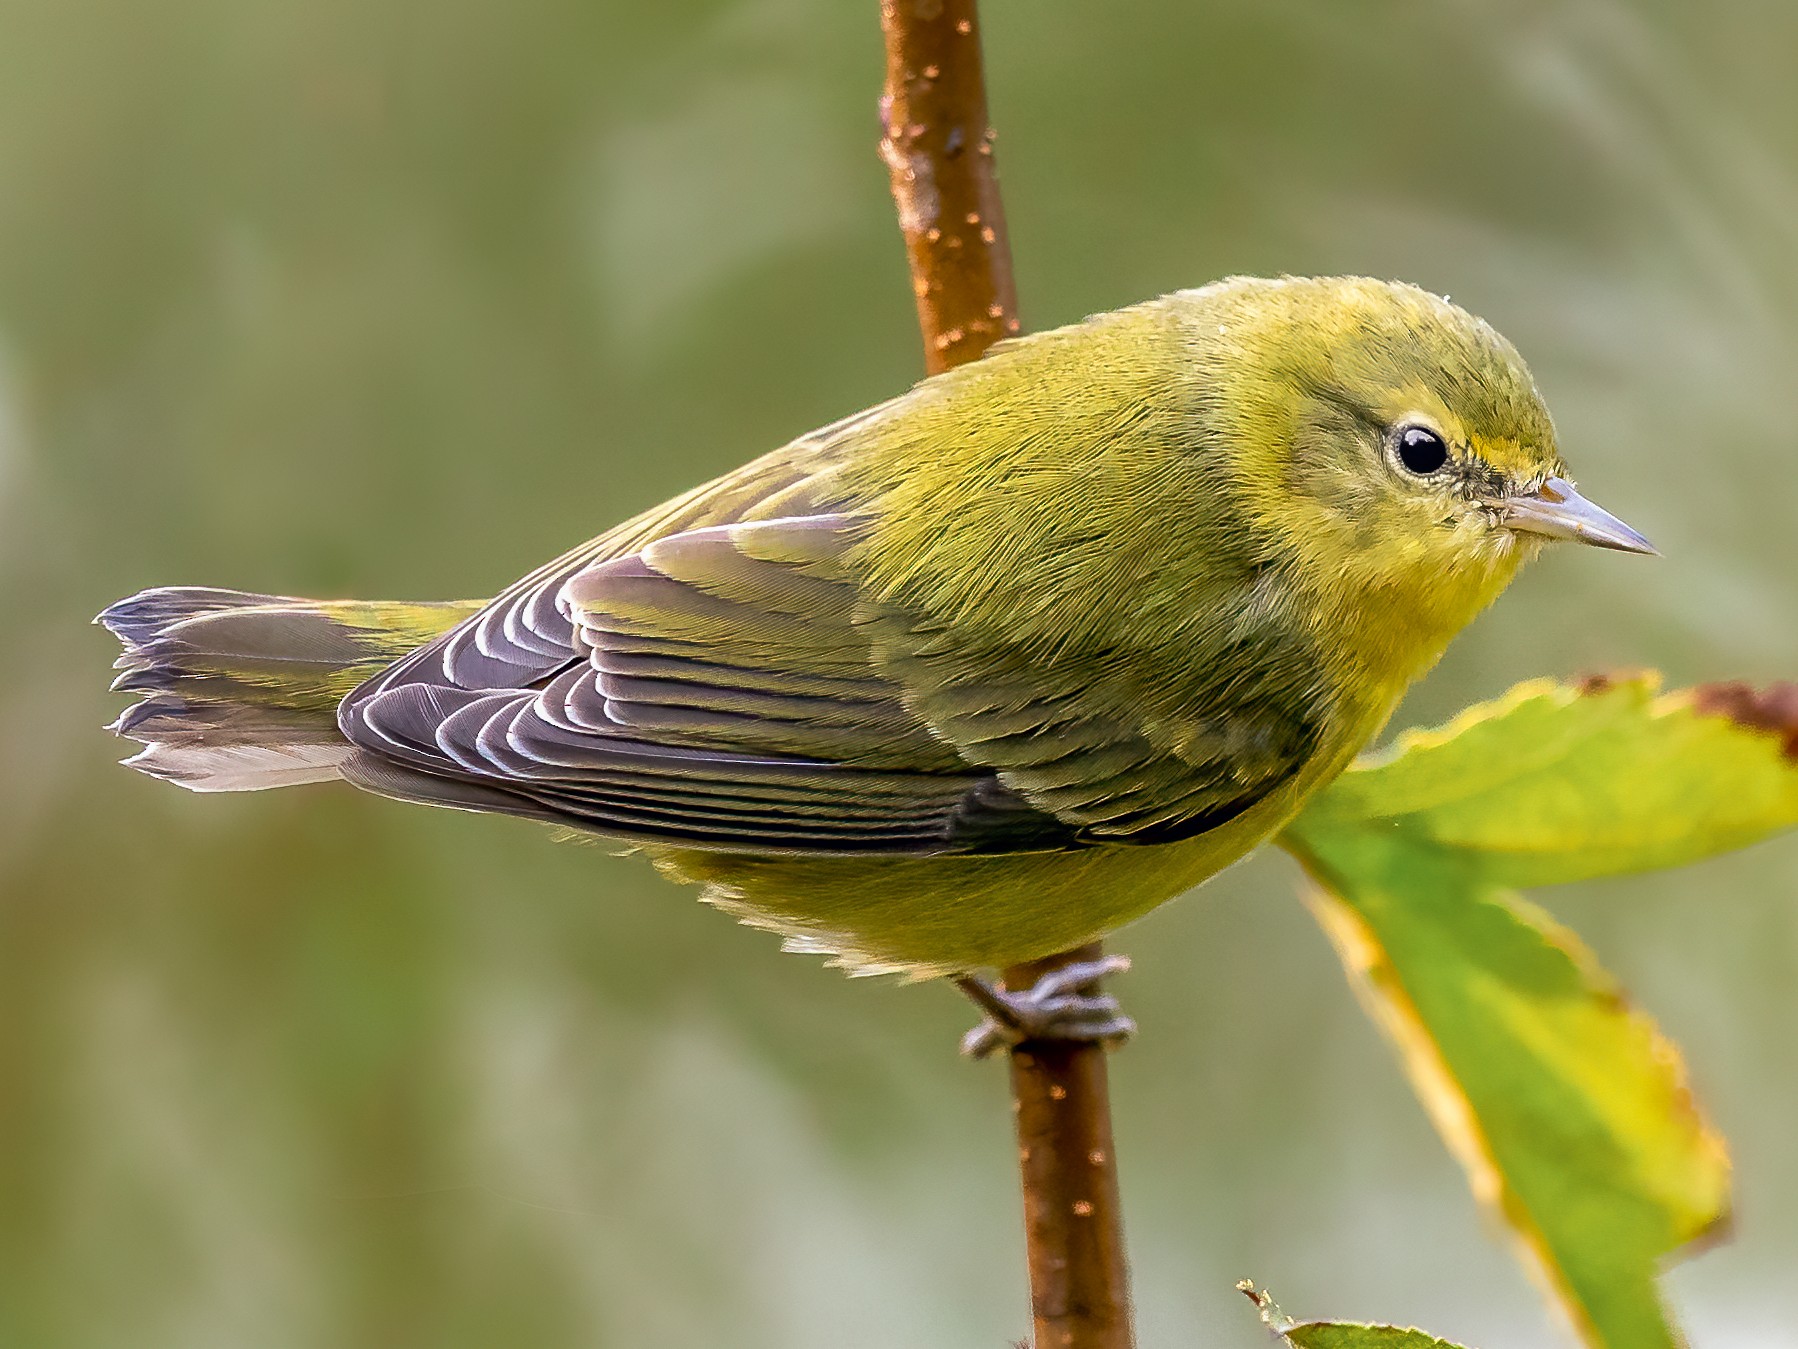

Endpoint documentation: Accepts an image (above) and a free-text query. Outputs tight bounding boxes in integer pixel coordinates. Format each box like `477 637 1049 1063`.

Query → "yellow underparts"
650 768 1323 979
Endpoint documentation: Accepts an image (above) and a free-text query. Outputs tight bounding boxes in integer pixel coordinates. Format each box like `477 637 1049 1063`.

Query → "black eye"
1394 424 1451 476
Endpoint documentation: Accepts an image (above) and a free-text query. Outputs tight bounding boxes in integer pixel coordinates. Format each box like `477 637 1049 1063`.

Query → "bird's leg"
955 955 1135 1059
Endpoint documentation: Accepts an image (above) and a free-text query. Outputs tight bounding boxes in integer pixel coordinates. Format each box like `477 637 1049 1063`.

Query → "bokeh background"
1 1 1794 1345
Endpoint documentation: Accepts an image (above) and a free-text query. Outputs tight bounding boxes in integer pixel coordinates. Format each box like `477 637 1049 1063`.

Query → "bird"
101 275 1654 1051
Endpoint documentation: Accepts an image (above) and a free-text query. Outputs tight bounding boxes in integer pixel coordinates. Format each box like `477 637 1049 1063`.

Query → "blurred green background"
1 0 1793 1345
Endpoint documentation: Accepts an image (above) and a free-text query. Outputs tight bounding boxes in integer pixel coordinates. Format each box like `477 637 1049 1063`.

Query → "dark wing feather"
341 512 1056 852
860 587 1328 844
339 509 1322 854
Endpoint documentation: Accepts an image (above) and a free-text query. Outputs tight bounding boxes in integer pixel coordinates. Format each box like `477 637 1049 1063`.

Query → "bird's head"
1187 275 1652 642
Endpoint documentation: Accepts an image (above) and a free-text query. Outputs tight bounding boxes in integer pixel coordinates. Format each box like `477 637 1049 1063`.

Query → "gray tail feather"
99 585 474 792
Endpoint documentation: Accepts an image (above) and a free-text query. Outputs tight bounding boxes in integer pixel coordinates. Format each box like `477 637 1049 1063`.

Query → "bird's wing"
864 598 1326 845
341 512 1078 853
339 509 1323 855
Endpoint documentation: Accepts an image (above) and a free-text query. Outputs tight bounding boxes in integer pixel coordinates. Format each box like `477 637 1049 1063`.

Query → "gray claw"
955 955 1136 1059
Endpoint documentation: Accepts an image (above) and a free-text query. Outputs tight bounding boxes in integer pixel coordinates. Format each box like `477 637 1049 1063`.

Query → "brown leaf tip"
1572 668 1655 697
1692 680 1798 761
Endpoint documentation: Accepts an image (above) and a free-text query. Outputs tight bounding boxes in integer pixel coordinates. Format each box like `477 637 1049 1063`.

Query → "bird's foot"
955 955 1135 1059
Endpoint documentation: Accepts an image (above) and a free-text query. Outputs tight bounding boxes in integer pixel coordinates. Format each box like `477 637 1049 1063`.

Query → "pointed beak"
1492 476 1658 555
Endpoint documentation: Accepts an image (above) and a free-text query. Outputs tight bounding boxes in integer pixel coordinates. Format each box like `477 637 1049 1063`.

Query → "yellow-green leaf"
1279 675 1798 1349
1297 675 1798 887
1285 1327 1471 1349
1240 1282 1474 1349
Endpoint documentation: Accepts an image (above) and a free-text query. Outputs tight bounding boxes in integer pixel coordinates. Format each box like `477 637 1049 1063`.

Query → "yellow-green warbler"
103 276 1651 1045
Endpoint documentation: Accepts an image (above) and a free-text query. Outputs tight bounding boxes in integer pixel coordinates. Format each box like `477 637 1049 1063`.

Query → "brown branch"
1004 945 1135 1349
877 5 1135 1347
879 0 1020 375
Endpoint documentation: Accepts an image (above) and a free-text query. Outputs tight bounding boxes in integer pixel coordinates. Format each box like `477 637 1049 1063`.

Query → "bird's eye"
1392 424 1451 477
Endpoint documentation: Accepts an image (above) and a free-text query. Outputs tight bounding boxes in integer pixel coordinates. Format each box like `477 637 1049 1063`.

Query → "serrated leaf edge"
1349 674 1662 777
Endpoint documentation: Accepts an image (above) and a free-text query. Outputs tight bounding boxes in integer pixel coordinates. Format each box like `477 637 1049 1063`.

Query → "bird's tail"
100 586 483 792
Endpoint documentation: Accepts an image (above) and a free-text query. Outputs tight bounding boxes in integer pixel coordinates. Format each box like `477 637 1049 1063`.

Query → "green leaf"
1239 1282 1474 1348
1280 675 1798 1348
1284 1327 1471 1349
1297 675 1798 886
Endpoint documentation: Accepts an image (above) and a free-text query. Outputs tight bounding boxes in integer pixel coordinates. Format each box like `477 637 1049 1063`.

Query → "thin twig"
877 5 1135 1346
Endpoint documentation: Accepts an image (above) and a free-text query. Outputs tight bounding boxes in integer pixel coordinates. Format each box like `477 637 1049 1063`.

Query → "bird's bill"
1493 476 1658 555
